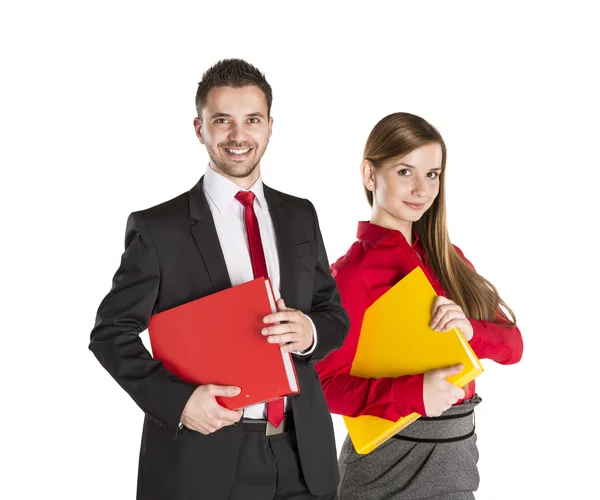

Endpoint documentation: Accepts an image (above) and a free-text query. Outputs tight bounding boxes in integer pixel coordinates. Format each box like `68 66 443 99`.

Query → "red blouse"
315 222 523 421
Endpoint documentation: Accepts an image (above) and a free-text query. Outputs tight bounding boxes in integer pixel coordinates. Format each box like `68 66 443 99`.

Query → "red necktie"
235 190 285 429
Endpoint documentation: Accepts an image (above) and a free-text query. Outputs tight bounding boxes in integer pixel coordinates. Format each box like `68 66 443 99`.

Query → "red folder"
147 277 299 410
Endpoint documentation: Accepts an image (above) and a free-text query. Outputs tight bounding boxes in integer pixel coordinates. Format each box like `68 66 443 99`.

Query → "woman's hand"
423 364 465 416
430 296 474 341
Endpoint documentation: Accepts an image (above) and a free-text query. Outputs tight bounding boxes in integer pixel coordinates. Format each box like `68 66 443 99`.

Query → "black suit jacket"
90 178 350 500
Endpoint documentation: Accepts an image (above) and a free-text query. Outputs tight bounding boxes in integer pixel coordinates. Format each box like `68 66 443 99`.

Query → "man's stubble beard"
207 142 268 179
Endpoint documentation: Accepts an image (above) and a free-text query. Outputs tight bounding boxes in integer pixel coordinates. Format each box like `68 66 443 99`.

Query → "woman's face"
366 143 443 227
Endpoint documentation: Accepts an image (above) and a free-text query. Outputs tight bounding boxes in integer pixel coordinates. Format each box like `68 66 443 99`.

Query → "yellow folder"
343 266 484 454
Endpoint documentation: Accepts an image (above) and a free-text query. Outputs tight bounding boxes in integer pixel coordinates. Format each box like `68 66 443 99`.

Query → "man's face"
195 85 273 182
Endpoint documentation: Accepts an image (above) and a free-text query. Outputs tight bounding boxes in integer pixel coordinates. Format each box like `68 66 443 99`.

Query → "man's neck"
208 163 261 190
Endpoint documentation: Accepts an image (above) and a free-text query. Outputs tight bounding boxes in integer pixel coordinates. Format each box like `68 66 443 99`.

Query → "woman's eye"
427 172 439 179
398 169 411 176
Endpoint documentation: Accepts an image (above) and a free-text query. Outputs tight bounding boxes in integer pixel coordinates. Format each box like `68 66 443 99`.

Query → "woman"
315 112 523 499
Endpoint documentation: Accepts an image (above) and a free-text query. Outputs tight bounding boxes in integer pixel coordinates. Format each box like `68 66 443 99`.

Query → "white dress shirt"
202 165 317 419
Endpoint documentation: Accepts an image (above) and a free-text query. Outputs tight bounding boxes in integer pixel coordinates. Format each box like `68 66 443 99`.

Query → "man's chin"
216 161 258 179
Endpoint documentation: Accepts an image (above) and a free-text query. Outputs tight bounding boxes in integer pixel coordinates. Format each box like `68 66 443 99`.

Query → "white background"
2 1 599 499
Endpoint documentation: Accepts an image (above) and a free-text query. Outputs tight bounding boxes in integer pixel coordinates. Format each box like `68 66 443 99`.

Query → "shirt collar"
203 165 267 214
357 221 421 250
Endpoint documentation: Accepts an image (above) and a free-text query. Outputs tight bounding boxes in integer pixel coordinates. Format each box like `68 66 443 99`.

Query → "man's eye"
248 118 259 124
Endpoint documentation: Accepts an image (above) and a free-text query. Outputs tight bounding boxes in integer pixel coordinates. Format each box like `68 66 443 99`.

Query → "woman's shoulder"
330 241 367 280
452 243 465 256
451 243 476 270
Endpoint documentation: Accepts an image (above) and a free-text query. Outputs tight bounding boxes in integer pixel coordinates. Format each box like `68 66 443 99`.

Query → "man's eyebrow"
208 112 266 119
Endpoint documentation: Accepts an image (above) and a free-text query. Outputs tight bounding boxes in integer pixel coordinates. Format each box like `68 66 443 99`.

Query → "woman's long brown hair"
364 113 515 325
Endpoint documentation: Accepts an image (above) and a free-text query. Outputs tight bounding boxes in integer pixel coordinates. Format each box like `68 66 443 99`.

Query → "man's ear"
193 117 205 144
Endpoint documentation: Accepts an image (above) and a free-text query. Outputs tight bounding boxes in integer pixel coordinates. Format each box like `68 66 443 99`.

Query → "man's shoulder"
264 184 314 213
132 188 192 223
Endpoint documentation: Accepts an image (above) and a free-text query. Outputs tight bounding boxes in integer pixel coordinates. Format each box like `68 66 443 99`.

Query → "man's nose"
228 122 249 144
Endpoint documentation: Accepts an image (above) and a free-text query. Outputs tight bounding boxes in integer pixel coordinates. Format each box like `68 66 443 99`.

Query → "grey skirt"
338 396 481 500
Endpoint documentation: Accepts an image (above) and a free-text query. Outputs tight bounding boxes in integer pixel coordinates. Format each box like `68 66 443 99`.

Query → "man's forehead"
203 85 268 114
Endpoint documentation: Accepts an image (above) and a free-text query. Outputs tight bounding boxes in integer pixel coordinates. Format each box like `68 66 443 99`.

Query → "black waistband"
392 395 481 444
392 428 475 444
241 413 295 433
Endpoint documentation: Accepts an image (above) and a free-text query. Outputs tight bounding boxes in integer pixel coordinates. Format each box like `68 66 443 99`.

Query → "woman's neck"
370 211 413 246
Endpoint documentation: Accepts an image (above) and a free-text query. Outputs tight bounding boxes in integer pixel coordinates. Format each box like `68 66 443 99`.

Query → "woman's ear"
360 159 375 192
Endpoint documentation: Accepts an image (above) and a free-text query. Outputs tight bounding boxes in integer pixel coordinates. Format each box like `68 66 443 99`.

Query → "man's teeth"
226 148 250 154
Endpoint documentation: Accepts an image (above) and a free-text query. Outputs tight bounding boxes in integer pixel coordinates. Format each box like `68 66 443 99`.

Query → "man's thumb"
209 385 241 398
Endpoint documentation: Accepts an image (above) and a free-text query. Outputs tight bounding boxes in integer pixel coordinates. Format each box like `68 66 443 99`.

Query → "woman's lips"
404 202 426 210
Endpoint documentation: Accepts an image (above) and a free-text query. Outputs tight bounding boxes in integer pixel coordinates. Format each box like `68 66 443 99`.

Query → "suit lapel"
188 177 232 292
264 185 295 304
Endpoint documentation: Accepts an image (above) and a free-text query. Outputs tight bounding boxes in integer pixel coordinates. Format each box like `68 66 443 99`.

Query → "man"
89 58 350 500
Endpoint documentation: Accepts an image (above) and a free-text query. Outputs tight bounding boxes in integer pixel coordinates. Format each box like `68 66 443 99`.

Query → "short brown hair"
195 59 273 117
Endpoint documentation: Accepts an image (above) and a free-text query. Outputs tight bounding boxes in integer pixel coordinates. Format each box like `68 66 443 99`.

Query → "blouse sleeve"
315 261 426 420
454 246 524 365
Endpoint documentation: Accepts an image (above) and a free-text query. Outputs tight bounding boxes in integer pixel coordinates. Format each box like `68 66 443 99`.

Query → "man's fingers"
187 409 243 434
206 385 242 398
262 323 294 336
183 419 212 434
276 298 290 311
183 387 245 435
263 310 298 325
217 408 243 424
265 331 310 352
266 333 297 345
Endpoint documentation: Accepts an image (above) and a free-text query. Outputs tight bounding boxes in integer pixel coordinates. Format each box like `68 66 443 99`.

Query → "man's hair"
195 59 273 117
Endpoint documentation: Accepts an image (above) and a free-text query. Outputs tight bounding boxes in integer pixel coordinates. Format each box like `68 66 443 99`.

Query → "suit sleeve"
89 212 196 438
454 245 524 365
315 264 426 420
301 200 350 364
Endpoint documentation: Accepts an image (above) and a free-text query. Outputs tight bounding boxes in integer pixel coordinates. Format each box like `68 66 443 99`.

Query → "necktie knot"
235 190 256 208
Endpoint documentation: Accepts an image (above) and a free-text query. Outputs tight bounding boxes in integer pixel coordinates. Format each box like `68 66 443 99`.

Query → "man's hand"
262 298 314 353
423 364 465 417
430 296 474 341
180 385 243 434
